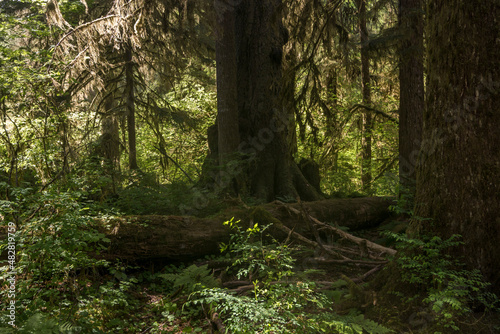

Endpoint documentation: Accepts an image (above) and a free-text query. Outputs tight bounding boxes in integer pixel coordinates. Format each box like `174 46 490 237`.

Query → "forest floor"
115 211 500 334
3 197 499 333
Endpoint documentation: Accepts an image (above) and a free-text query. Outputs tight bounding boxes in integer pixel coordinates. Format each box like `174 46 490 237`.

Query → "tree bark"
398 0 423 197
235 0 295 201
410 0 500 293
88 197 394 261
206 0 322 202
97 84 120 196
125 45 138 170
214 0 240 168
356 0 373 193
101 83 120 173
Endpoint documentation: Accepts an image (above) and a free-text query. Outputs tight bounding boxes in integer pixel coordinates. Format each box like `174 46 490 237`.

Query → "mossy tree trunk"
207 0 322 202
410 0 500 293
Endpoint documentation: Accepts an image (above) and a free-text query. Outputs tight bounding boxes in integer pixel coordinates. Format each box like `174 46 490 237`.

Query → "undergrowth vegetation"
380 232 500 332
2 193 498 333
183 218 393 334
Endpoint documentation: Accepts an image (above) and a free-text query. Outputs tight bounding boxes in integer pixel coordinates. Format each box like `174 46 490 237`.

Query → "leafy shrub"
185 218 393 333
0 183 110 330
220 218 295 282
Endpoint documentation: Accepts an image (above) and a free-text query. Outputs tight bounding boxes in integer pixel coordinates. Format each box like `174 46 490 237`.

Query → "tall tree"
125 44 138 170
214 0 240 168
398 0 423 198
100 91 120 187
356 0 373 192
47 0 201 175
208 0 322 201
410 0 500 292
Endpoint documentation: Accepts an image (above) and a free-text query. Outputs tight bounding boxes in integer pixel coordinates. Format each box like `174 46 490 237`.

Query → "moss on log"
97 197 394 261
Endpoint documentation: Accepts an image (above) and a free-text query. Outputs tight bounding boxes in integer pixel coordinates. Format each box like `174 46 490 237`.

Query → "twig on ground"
306 257 388 267
351 264 385 283
281 204 397 257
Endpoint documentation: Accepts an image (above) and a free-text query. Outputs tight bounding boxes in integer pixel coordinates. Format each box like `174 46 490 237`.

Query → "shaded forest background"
1 0 402 206
0 0 499 333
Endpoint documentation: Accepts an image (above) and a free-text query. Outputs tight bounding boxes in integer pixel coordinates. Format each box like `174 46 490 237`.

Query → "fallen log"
274 196 394 231
0 197 395 262
279 204 397 257
96 197 395 261
99 215 230 261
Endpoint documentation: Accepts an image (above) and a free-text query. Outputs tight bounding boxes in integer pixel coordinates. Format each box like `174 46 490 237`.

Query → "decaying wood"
267 196 394 231
275 201 397 257
92 197 395 262
0 197 395 263
272 222 349 260
208 310 225 334
351 265 385 283
315 219 396 257
305 257 388 267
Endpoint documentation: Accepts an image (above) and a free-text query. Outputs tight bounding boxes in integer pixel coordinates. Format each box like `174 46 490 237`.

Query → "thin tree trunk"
100 85 120 195
398 0 423 198
125 45 138 170
326 68 338 135
357 0 373 193
101 88 120 172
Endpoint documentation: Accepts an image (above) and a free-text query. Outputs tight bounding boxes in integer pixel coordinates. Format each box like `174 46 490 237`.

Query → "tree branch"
349 103 399 123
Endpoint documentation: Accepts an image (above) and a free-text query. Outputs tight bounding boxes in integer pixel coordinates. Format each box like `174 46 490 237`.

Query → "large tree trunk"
398 0 423 198
206 0 322 202
215 0 240 168
410 0 500 293
96 197 394 261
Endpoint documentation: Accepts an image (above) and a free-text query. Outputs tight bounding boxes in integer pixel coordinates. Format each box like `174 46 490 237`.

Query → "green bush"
185 218 393 333
0 183 110 331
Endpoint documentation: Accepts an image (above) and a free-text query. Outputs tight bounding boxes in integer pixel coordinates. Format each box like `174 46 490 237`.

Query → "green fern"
323 313 393 334
15 313 78 334
159 264 219 293
183 219 393 334
388 232 499 330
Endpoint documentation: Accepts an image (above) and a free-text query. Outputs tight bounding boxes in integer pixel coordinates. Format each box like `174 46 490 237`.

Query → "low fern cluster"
388 232 499 331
